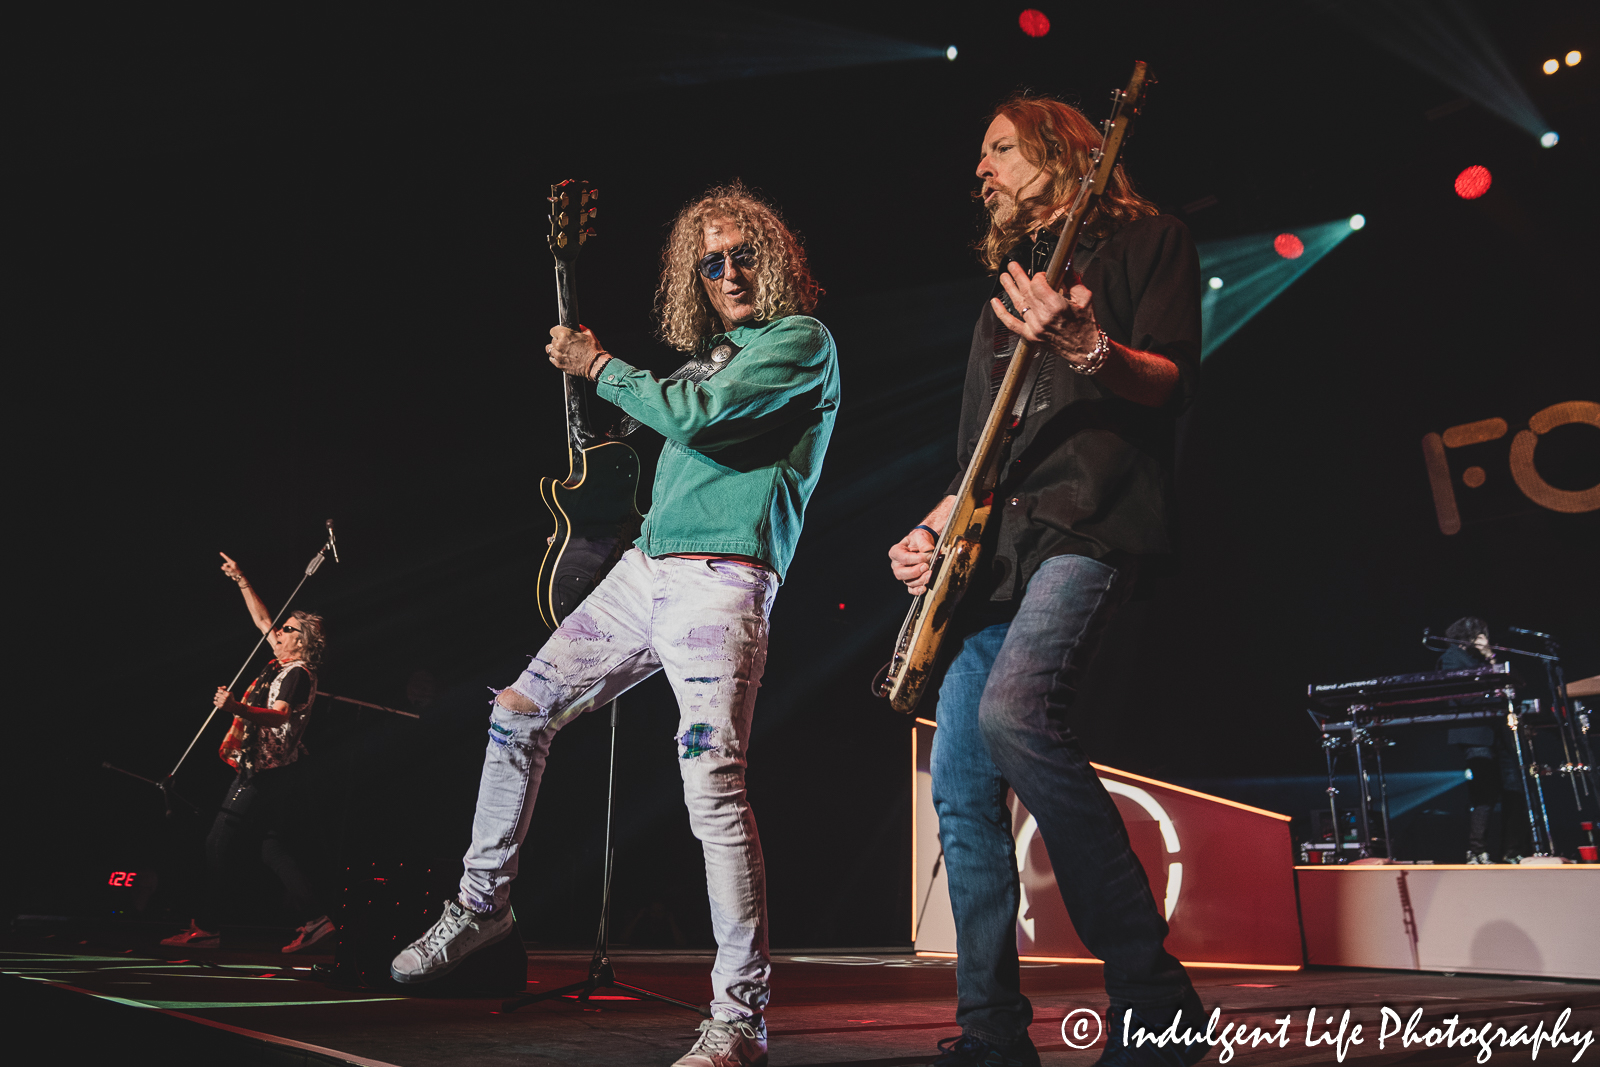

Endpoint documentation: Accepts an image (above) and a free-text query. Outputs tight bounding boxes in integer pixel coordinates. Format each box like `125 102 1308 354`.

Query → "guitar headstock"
548 178 598 262
1089 61 1153 195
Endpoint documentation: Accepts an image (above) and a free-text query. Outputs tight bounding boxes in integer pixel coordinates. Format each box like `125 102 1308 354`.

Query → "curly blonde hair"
977 93 1159 273
656 182 820 353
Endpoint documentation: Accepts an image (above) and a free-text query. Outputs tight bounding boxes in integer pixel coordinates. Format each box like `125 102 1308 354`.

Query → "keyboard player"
1438 617 1526 863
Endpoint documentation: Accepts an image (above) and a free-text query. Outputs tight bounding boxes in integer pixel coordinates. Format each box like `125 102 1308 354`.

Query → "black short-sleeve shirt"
946 214 1202 603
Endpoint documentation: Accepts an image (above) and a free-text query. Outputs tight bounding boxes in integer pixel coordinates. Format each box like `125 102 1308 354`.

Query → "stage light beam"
946 45 958 61
1274 234 1305 259
1198 218 1363 359
1454 165 1491 199
1567 50 1582 66
1541 131 1559 148
1320 1 1550 141
618 6 950 86
1543 58 1559 74
1348 214 1366 230
1209 277 1224 290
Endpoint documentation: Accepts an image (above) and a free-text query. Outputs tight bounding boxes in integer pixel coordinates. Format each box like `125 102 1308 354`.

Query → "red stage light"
1019 9 1050 37
1273 233 1304 259
1454 165 1492 199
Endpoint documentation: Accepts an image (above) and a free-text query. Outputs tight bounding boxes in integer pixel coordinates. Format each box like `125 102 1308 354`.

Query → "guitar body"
884 512 988 713
533 178 644 629
536 441 643 629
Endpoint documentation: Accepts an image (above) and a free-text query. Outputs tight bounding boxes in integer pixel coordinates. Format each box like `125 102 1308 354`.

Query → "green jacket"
596 315 839 580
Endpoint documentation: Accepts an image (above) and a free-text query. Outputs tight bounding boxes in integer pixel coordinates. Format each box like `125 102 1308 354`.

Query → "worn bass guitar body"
879 62 1152 713
535 179 644 630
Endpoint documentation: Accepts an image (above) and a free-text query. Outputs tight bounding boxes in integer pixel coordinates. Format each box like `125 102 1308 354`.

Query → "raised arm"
220 552 274 634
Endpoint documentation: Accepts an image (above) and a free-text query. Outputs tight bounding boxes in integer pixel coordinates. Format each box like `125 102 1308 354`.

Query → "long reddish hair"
977 93 1158 272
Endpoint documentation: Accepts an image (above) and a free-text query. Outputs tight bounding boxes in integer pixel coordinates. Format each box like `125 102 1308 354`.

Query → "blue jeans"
459 549 775 1026
930 553 1190 1046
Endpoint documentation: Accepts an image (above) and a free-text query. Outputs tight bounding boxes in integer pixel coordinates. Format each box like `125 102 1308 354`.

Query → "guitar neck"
553 259 593 460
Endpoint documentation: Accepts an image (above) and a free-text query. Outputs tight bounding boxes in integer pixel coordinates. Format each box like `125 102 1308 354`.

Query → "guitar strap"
608 341 740 439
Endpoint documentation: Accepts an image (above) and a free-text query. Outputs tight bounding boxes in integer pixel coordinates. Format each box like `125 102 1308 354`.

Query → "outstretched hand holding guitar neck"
991 262 1179 408
546 325 612 381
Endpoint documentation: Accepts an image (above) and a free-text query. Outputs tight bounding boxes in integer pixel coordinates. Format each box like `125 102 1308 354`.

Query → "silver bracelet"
1071 329 1110 376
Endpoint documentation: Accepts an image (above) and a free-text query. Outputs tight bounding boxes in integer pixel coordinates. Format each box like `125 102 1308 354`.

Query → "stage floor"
6 927 1598 1065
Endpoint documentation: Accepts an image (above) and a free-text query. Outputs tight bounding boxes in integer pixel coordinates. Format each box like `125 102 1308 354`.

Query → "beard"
983 189 1021 228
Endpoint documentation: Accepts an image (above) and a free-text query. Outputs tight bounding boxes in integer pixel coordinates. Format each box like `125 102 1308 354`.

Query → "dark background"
13 3 1597 947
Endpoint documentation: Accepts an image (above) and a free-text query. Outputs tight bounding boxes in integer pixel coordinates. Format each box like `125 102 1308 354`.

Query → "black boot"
1094 986 1212 1067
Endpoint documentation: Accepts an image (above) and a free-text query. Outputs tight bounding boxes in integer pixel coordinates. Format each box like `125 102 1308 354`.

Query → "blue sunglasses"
697 244 756 281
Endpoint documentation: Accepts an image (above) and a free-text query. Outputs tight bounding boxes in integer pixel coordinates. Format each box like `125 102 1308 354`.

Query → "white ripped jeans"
460 548 774 1025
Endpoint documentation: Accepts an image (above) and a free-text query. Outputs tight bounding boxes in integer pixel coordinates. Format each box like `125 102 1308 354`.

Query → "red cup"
1579 845 1598 863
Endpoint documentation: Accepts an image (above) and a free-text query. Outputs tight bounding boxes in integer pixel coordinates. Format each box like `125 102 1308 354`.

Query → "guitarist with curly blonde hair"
393 182 838 1067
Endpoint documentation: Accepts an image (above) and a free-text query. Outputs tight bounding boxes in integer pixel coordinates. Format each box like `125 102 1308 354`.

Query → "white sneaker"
672 1018 768 1067
389 899 512 984
160 920 220 948
282 914 337 954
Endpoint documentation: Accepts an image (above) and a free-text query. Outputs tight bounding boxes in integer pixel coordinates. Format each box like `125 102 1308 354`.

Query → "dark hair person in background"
1438 616 1529 864
161 553 334 953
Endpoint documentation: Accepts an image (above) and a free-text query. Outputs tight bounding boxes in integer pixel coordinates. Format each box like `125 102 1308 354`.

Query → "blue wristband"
912 524 939 542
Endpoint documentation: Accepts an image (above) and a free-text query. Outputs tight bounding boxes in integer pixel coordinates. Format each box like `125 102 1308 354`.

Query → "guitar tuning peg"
589 188 600 201
585 207 598 221
577 231 588 245
558 211 570 227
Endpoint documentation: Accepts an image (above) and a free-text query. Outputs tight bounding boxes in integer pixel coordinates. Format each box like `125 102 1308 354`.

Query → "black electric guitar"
535 179 644 629
878 62 1153 712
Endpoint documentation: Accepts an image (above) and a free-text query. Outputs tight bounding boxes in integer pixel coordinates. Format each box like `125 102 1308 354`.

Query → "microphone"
325 519 340 563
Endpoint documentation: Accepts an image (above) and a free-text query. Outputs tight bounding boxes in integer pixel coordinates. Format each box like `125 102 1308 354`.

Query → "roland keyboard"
1307 662 1519 714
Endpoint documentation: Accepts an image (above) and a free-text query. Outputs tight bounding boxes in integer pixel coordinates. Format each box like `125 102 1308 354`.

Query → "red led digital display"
108 871 138 887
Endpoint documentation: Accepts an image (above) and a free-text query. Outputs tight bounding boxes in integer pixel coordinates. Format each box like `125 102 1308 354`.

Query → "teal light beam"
625 4 947 86
1198 218 1361 360
1315 0 1550 140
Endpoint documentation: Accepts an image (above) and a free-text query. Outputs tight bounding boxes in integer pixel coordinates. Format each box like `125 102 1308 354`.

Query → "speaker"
330 857 526 995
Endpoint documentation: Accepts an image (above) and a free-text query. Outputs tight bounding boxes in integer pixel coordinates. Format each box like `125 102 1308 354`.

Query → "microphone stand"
1507 627 1597 811
103 530 336 817
500 698 708 1018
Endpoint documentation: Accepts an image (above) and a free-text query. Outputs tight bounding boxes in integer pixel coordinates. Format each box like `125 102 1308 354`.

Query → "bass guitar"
535 179 644 629
878 62 1153 713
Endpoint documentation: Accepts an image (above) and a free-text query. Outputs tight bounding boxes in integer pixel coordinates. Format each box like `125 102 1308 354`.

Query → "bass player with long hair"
887 94 1211 1067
